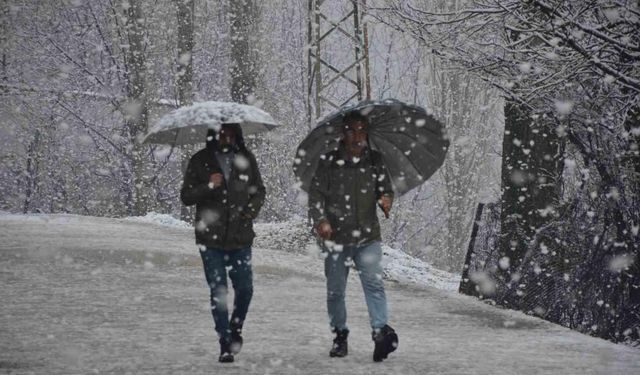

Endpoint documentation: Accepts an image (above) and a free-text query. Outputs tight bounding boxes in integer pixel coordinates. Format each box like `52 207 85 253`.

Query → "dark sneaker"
329 329 349 357
230 325 243 355
219 338 234 363
372 325 398 362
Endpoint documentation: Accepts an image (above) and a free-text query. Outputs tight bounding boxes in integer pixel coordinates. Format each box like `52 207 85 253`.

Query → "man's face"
218 125 237 149
343 120 368 155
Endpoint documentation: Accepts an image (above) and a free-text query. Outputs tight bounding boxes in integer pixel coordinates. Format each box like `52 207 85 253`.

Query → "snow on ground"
126 212 460 291
1 213 639 374
125 212 192 229
380 245 460 291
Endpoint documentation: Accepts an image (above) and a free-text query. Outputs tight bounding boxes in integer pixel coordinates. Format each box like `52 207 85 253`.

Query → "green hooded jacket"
308 146 394 246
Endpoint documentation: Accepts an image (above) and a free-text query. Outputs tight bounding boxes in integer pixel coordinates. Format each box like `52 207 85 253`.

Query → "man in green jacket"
181 123 265 363
308 111 399 362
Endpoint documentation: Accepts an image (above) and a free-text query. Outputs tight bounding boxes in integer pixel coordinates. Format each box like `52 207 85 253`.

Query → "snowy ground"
1 213 639 374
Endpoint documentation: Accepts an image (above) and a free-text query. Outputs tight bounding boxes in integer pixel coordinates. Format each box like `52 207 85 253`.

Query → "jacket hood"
206 123 247 153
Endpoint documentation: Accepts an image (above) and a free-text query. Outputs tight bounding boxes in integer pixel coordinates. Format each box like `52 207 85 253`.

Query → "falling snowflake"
518 62 532 73
554 100 574 115
609 254 635 272
499 257 510 270
234 154 250 170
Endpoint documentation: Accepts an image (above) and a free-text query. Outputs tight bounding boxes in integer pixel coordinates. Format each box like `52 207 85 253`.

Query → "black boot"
218 338 234 363
329 329 349 357
230 322 243 355
372 325 398 362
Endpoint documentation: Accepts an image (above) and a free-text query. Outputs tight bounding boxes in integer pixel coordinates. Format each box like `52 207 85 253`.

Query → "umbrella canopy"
143 101 278 145
293 98 450 196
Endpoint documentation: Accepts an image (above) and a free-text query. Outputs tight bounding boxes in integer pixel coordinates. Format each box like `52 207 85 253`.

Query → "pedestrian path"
1 215 638 374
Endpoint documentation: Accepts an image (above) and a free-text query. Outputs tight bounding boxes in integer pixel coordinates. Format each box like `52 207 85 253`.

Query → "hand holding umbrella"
378 196 393 218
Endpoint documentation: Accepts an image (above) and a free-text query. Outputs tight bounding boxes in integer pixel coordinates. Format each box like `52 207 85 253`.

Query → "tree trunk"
174 0 196 223
626 104 640 307
498 101 563 305
122 0 150 216
175 0 194 107
23 127 42 214
1 0 8 95
229 0 258 103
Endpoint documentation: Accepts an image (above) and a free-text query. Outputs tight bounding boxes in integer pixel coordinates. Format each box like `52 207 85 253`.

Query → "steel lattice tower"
307 0 371 123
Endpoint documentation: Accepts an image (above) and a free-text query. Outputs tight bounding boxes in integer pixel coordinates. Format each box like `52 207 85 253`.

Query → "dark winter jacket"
308 145 394 246
181 146 266 250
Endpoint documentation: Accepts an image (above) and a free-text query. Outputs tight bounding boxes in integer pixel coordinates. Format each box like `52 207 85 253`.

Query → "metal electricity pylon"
307 0 371 123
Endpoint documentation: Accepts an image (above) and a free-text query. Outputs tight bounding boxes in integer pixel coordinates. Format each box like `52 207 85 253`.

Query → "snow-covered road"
1 214 638 374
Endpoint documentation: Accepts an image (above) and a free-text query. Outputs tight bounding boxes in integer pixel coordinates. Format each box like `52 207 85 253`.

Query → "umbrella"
293 98 449 196
143 101 278 145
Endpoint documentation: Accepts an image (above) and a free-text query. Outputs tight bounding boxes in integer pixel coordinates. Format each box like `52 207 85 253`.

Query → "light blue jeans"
324 241 388 331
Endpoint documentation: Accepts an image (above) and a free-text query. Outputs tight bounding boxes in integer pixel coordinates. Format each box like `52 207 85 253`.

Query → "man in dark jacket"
308 111 399 362
181 123 265 363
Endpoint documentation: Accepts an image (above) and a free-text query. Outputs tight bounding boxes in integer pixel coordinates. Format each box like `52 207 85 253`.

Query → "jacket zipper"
223 185 230 247
353 161 359 228
217 153 231 247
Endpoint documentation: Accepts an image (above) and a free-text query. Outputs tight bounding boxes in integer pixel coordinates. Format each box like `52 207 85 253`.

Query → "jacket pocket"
233 217 255 243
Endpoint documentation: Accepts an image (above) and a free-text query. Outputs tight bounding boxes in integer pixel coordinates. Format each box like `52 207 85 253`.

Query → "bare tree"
175 0 195 108
173 0 195 221
121 0 151 215
371 0 640 343
229 0 259 103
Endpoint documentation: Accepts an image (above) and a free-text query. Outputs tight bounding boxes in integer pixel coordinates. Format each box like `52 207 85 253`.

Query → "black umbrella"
293 98 449 196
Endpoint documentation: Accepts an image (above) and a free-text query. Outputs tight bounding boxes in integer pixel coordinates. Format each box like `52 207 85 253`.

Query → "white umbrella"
143 101 279 145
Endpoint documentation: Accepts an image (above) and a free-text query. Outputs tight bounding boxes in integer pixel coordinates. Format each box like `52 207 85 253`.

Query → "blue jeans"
200 247 253 341
324 241 388 331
